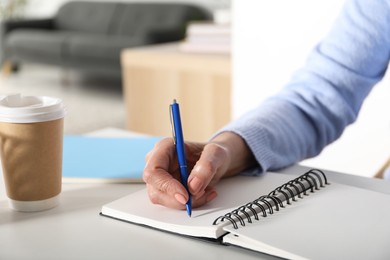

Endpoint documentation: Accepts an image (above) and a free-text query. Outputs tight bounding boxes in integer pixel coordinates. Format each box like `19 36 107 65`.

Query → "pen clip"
169 104 176 145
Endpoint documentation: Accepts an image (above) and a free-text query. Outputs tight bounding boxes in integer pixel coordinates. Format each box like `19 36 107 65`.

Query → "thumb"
188 142 229 195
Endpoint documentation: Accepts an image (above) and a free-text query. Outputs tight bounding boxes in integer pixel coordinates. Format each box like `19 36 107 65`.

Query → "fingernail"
174 193 187 205
189 177 202 194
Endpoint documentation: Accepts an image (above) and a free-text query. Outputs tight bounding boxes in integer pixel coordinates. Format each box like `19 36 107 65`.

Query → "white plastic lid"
0 94 66 123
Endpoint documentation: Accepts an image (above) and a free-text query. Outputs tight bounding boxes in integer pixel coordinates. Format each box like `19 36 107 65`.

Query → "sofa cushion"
55 1 117 34
64 33 150 62
110 3 210 39
4 29 70 64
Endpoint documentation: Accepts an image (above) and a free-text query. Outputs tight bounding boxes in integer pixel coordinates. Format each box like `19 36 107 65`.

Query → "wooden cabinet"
121 44 231 141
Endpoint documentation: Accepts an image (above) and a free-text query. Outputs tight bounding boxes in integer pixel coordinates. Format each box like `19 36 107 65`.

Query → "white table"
1 128 390 259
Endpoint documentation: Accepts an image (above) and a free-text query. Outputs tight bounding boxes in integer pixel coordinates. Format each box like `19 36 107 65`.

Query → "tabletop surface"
1 128 390 260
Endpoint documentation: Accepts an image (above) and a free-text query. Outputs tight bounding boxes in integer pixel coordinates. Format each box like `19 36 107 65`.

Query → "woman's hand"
143 132 256 210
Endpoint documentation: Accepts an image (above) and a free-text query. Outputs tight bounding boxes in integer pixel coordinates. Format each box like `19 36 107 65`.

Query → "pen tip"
186 204 192 217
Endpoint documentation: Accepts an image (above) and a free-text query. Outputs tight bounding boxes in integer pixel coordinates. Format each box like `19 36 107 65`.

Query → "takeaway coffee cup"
0 94 65 212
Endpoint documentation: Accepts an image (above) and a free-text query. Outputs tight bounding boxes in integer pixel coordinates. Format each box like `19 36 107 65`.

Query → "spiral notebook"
100 169 390 259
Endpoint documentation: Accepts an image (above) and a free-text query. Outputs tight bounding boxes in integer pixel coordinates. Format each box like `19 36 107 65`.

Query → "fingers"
145 168 189 206
188 143 229 196
146 183 186 209
192 186 218 208
146 184 218 210
144 138 173 175
144 138 189 207
143 138 225 210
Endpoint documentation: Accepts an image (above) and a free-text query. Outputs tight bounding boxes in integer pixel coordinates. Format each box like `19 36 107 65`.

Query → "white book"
186 35 231 44
179 41 231 54
101 169 390 259
186 22 231 36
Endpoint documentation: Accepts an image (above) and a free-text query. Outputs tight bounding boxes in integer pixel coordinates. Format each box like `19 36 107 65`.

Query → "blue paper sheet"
62 135 162 183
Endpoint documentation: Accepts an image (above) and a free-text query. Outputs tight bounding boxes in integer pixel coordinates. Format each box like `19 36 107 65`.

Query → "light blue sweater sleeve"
218 0 390 173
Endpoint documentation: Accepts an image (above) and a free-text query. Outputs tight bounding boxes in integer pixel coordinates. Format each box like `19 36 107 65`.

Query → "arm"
143 0 390 210
218 0 390 172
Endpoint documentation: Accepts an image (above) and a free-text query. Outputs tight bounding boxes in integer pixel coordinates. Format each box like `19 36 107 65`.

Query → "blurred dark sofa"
0 1 211 76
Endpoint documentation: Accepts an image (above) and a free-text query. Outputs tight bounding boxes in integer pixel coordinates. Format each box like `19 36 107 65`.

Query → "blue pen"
170 99 192 217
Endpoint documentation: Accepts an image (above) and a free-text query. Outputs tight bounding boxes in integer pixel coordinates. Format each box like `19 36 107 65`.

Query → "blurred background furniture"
121 43 231 141
0 1 212 77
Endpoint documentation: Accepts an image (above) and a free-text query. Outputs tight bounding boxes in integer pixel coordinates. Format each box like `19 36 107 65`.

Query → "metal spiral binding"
212 169 329 229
